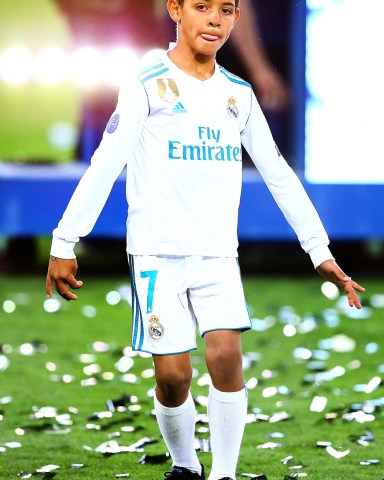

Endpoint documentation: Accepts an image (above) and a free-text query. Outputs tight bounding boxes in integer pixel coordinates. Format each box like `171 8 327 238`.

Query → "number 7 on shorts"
140 270 158 314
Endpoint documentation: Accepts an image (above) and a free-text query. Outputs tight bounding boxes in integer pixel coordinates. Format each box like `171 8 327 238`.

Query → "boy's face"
168 0 240 57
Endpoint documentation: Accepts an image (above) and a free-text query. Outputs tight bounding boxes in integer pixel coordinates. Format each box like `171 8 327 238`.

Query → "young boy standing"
46 1 365 479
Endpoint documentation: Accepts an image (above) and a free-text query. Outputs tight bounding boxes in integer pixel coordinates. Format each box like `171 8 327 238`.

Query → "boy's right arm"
46 76 148 300
46 256 83 301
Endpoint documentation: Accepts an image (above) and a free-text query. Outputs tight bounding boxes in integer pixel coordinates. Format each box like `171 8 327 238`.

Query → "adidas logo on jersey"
171 102 188 115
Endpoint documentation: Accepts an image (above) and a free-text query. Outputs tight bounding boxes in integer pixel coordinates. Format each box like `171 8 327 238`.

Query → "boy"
46 1 365 479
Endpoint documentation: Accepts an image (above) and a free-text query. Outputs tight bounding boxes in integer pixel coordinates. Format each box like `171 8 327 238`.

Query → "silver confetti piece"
359 459 380 466
257 442 283 449
194 437 211 452
281 456 294 464
36 465 60 473
241 475 268 479
325 445 350 458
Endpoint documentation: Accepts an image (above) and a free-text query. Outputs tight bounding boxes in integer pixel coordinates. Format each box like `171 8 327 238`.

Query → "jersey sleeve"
241 91 333 268
50 77 149 259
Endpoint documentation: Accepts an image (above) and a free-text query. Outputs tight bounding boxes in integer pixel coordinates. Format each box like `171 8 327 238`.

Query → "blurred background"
0 0 383 275
1 5 384 478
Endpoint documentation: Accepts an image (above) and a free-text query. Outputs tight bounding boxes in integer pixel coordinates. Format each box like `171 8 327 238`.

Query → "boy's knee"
207 342 241 368
206 343 244 390
155 364 192 405
157 367 192 389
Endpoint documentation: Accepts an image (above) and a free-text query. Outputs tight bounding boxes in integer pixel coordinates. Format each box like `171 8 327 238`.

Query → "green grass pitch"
1 274 383 480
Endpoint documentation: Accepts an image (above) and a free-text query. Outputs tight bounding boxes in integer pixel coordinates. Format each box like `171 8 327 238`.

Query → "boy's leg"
204 330 247 480
153 353 203 475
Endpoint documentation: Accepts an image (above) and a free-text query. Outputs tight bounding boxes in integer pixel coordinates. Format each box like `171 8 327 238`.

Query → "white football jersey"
51 48 332 267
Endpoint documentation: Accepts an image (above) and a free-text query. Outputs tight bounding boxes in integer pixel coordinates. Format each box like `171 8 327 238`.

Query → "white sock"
154 392 201 474
207 385 247 480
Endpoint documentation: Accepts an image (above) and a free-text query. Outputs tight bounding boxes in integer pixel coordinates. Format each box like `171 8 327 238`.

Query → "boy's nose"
208 10 221 27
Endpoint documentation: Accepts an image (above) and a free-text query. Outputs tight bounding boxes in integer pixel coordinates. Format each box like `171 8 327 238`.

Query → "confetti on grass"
3 285 384 479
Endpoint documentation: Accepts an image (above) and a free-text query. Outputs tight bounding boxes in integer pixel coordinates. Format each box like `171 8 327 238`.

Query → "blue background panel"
1 164 383 241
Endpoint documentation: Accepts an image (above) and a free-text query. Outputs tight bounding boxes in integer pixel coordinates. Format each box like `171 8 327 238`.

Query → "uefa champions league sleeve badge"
106 113 120 134
148 315 165 341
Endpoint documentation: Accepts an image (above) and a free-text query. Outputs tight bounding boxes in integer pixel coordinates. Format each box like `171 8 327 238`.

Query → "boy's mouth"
201 33 219 42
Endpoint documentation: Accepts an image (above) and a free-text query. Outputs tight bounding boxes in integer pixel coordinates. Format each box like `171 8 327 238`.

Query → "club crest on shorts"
148 315 164 341
157 78 179 104
226 97 239 118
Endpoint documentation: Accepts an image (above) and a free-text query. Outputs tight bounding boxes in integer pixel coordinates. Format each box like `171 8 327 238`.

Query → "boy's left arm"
316 259 365 309
241 94 365 309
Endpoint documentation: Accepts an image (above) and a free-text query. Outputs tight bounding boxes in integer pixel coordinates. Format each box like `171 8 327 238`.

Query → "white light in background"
69 47 104 87
305 0 384 183
140 48 165 66
320 281 339 300
47 121 78 151
0 47 34 85
0 46 166 87
105 48 139 86
35 47 68 84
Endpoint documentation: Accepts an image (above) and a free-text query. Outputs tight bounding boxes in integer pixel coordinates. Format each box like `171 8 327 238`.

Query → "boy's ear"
233 7 240 26
228 7 240 33
167 0 182 23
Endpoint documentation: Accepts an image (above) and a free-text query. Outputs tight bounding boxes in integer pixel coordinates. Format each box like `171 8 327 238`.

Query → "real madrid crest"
148 315 165 341
157 78 179 104
226 96 239 118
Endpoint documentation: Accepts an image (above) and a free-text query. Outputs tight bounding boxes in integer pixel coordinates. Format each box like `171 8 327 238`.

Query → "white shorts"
128 255 251 355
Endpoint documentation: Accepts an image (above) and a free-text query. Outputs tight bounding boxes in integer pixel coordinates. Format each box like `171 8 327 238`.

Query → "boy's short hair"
176 0 240 8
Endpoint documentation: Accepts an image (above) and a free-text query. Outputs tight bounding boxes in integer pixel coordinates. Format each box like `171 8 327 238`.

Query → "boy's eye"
195 3 233 15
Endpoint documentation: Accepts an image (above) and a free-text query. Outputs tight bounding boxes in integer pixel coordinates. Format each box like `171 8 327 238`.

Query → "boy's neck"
168 45 216 81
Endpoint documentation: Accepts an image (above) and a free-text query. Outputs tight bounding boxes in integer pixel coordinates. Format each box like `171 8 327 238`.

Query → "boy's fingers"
343 282 363 309
66 275 83 290
351 280 365 293
53 277 79 301
322 268 365 304
319 263 365 310
52 278 65 298
46 274 53 298
335 271 365 293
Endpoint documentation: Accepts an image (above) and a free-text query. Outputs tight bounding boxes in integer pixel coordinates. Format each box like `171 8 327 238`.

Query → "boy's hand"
316 259 365 309
46 256 83 301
